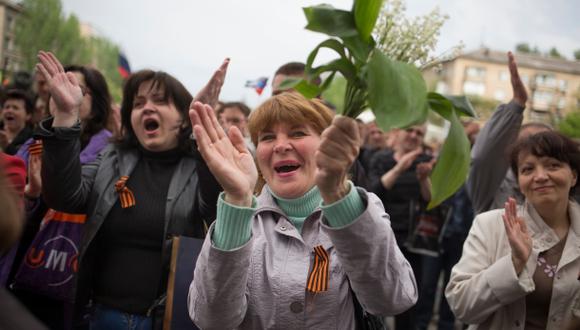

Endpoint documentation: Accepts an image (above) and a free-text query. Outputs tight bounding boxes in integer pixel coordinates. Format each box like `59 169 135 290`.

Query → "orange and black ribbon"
28 140 43 156
307 245 330 293
114 176 136 208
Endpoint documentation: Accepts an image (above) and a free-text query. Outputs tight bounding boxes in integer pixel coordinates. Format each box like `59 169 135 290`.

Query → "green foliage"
515 42 540 55
14 0 123 102
548 47 564 59
295 0 474 208
558 111 580 138
574 49 580 61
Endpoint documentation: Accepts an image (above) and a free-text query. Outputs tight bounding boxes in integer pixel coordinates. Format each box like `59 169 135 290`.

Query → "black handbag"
349 280 387 330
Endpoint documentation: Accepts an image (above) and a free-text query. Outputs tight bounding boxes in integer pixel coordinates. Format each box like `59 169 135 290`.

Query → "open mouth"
144 118 160 133
274 161 301 174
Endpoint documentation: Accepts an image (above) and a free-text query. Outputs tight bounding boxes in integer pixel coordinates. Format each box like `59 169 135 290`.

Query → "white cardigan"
445 200 580 330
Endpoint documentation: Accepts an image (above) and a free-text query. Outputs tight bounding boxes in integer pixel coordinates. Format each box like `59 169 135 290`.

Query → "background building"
424 48 580 125
0 0 22 83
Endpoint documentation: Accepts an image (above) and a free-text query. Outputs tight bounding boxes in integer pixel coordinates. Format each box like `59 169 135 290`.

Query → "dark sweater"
368 149 432 242
92 147 181 315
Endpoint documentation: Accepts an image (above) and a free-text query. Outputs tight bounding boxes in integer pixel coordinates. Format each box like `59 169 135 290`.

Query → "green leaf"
367 51 428 131
443 94 477 118
311 58 357 82
427 92 453 118
428 108 471 209
343 35 373 63
354 0 384 43
303 5 359 37
277 77 302 91
294 79 321 99
306 39 347 70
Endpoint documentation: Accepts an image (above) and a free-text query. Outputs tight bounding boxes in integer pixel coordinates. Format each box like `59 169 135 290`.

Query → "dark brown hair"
117 70 193 152
510 131 580 194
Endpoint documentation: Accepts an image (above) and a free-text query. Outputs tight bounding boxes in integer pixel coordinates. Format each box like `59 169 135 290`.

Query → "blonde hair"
248 92 333 146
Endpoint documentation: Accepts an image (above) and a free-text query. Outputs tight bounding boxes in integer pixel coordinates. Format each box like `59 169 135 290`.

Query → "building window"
435 81 448 94
533 91 554 106
558 80 567 92
494 89 506 101
463 81 485 96
466 67 486 79
499 71 509 82
535 74 557 88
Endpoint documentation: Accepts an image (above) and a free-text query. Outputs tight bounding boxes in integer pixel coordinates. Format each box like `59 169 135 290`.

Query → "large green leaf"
294 79 322 99
428 107 471 209
367 51 428 131
443 94 477 118
303 5 358 37
353 0 383 43
306 38 348 70
277 76 302 91
311 58 357 82
343 35 373 63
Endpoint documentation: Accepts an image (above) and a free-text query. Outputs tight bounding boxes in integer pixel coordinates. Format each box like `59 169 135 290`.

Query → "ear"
572 169 578 187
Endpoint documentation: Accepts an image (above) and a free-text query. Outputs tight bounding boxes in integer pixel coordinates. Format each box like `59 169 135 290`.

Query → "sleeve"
467 101 525 214
212 193 257 250
37 117 100 214
321 181 365 228
188 222 253 330
322 190 418 316
367 150 391 197
444 212 537 324
79 129 112 164
191 140 222 223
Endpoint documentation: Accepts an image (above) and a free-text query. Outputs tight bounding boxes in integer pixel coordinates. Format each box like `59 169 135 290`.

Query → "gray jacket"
188 187 417 330
467 101 525 214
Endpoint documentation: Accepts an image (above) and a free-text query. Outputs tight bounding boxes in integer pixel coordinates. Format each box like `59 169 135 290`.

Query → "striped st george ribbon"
28 140 43 156
114 176 136 208
307 245 330 293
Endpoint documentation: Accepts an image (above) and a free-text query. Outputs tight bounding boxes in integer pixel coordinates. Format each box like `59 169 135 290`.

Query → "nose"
533 167 549 181
273 137 292 153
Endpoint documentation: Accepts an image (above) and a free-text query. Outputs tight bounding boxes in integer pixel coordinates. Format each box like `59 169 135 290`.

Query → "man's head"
217 102 251 136
272 62 321 96
395 124 426 153
518 122 552 141
365 121 385 149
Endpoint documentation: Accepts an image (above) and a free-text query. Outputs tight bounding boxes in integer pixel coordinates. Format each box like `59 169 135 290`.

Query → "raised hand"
24 151 42 198
194 58 230 110
416 158 435 181
397 148 422 172
36 51 83 126
508 52 528 107
315 116 360 204
502 197 532 275
189 101 257 207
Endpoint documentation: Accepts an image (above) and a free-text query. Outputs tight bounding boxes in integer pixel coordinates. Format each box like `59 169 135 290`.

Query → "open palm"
502 197 532 273
189 102 257 207
37 51 83 116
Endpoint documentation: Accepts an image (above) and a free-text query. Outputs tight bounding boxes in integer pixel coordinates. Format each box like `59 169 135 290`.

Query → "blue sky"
61 0 579 108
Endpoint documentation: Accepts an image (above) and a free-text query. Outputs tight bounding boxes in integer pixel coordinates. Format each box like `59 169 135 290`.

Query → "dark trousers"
414 232 466 330
393 238 422 330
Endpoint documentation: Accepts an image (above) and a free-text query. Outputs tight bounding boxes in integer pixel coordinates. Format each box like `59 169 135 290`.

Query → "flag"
118 52 131 79
245 77 268 95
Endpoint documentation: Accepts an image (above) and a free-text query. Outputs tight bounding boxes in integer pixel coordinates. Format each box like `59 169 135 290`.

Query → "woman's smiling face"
256 122 321 199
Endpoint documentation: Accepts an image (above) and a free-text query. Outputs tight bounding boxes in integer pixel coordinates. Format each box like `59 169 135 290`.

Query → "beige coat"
445 200 580 330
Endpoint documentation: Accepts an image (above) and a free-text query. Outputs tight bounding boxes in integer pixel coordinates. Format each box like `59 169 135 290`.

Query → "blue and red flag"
245 77 268 95
118 52 131 79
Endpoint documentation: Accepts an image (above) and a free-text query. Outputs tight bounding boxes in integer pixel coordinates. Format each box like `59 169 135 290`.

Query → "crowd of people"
0 49 579 330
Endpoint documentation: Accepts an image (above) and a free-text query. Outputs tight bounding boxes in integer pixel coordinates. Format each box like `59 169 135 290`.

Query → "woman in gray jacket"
188 91 417 329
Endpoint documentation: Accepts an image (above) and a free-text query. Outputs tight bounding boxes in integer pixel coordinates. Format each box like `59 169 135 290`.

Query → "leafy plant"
287 0 475 208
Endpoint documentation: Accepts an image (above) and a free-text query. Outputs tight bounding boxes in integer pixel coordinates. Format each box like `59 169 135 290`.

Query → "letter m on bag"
45 249 68 272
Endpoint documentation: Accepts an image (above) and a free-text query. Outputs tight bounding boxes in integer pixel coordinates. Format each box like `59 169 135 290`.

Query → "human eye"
520 165 533 175
259 133 274 142
290 130 308 138
133 97 144 108
548 160 562 170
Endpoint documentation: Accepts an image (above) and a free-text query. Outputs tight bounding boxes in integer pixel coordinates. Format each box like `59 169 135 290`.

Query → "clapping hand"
189 102 257 207
315 116 360 204
502 197 532 275
36 51 83 126
194 58 229 110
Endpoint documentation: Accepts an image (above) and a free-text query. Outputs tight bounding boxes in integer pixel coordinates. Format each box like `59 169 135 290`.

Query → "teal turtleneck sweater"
213 181 365 250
